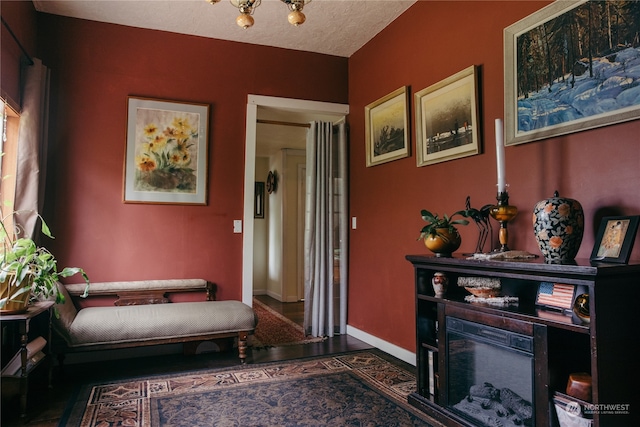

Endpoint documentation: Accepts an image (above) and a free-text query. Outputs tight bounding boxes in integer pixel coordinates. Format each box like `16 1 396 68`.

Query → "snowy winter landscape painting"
504 0 640 145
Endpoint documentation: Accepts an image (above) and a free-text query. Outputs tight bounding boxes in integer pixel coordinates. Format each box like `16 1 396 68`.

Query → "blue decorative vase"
532 191 584 262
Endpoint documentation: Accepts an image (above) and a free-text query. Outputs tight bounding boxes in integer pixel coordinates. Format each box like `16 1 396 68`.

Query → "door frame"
242 95 349 306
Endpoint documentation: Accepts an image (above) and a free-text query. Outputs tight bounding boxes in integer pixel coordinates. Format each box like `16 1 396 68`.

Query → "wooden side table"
0 300 54 419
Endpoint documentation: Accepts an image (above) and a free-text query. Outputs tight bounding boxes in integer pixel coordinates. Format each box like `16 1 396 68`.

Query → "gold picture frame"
415 65 481 166
123 96 209 205
364 86 410 167
504 0 640 146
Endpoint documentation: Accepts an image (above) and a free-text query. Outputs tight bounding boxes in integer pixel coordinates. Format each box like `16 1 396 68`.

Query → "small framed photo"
590 216 640 263
415 65 481 166
124 96 209 205
254 182 265 219
364 86 410 167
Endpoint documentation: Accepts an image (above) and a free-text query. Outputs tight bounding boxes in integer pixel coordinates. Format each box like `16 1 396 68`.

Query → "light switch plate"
233 220 242 233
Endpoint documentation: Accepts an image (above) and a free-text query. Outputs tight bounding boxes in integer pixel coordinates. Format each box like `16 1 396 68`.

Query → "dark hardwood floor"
1 296 372 426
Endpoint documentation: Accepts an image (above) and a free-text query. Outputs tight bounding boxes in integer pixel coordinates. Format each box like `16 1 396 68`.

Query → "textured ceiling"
33 0 415 155
33 0 417 58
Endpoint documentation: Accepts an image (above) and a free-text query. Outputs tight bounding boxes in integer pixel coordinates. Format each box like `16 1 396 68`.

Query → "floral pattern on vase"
432 272 448 297
533 191 584 262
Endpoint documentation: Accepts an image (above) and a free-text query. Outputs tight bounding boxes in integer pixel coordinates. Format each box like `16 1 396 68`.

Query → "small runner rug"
60 350 437 427
251 298 325 348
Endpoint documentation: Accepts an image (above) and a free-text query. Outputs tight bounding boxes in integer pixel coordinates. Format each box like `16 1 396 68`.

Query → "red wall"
33 14 347 301
4 1 640 354
347 1 640 351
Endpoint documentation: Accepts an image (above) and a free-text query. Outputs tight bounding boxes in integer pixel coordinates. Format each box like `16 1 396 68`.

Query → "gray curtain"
14 58 50 239
303 121 347 337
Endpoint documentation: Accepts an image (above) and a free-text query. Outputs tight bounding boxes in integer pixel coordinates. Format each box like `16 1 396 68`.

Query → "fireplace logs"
453 382 533 426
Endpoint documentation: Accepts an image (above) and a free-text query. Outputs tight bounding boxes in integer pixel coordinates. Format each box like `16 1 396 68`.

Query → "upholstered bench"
51 279 257 364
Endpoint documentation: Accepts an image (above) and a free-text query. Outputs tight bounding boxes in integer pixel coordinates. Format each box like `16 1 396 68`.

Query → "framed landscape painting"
504 0 640 146
415 65 480 166
365 86 410 167
124 97 209 205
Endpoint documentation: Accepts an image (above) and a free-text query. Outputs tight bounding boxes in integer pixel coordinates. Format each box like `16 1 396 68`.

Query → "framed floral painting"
123 97 209 204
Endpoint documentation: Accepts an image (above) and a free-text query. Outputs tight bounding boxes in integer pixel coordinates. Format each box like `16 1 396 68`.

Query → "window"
1 98 19 232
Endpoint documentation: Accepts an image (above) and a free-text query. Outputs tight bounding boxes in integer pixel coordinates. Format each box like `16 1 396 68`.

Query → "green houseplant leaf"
1 209 90 311
418 209 470 242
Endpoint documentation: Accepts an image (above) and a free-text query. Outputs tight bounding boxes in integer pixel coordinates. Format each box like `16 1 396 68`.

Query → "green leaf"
420 210 437 222
40 218 54 238
59 267 81 277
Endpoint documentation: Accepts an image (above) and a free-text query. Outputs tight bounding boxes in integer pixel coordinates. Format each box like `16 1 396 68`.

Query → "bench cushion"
64 279 209 296
63 301 257 347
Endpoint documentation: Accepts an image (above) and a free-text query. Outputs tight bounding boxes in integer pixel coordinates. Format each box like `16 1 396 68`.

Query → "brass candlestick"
489 191 518 252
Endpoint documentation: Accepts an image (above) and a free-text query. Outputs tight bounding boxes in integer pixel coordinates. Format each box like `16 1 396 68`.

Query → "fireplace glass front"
446 317 535 427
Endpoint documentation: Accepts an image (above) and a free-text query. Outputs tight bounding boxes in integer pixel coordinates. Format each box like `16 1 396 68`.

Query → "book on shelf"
1 336 47 377
427 349 438 397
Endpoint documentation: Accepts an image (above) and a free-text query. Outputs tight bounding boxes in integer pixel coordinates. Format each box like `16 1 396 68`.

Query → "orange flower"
143 123 158 136
549 236 563 248
544 204 554 213
163 127 180 138
558 203 570 217
136 156 156 172
566 225 573 235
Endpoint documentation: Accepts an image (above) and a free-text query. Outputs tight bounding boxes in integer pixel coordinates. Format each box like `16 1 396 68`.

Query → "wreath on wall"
266 170 278 194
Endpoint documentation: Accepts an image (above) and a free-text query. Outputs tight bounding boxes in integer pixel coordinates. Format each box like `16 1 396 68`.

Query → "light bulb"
287 10 305 26
236 14 254 29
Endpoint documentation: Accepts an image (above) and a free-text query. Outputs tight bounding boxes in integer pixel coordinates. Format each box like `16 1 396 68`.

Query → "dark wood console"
406 255 639 427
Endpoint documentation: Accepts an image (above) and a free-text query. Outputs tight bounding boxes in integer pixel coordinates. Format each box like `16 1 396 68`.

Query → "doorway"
241 95 349 306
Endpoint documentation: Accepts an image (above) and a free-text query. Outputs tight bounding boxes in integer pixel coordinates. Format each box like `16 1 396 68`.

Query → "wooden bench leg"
238 331 248 363
57 353 66 374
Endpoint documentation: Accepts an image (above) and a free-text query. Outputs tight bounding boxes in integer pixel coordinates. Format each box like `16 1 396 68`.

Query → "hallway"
254 294 304 326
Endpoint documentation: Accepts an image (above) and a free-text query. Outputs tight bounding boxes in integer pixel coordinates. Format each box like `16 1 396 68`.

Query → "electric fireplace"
446 317 535 427
407 255 639 427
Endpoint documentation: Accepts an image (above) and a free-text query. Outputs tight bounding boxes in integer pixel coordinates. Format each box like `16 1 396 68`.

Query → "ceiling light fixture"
282 0 311 27
206 0 311 29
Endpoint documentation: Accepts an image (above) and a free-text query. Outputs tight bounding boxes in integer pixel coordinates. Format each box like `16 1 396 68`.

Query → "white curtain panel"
14 58 50 239
304 121 348 337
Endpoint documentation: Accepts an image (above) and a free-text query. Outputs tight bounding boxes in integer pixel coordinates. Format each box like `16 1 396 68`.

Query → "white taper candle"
495 118 506 193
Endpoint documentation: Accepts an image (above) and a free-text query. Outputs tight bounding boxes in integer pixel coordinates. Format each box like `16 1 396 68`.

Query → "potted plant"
418 209 471 257
0 210 89 314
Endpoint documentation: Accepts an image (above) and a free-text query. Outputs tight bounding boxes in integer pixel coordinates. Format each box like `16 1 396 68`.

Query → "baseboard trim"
346 325 416 366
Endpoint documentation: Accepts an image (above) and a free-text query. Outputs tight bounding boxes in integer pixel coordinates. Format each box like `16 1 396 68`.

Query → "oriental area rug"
251 298 325 348
60 351 438 427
